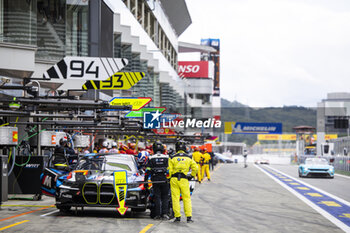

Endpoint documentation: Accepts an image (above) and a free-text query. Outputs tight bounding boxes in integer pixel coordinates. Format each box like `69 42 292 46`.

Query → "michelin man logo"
143 111 162 129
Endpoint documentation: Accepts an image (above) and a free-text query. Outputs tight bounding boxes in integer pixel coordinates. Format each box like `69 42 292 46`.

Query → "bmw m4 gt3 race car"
55 154 148 215
298 157 334 178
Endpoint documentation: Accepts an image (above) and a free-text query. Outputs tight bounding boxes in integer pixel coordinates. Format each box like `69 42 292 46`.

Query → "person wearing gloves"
169 141 198 223
145 142 170 220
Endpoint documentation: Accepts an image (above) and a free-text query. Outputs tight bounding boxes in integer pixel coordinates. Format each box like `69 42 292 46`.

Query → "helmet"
168 148 175 155
137 151 149 166
59 138 68 146
153 141 164 154
112 142 117 148
102 141 109 148
175 140 186 152
193 146 199 152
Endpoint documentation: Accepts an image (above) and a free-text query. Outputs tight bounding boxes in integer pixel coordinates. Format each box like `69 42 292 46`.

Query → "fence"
330 136 350 156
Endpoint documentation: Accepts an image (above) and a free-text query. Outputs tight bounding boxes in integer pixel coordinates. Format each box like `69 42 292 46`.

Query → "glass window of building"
65 0 89 57
36 0 89 60
0 0 37 45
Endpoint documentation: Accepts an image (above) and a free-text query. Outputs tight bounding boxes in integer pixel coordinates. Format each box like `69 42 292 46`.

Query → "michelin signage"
225 122 282 134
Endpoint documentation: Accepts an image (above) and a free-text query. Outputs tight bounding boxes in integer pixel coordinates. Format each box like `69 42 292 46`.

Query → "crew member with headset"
192 147 203 183
169 141 198 223
201 148 211 181
146 141 170 220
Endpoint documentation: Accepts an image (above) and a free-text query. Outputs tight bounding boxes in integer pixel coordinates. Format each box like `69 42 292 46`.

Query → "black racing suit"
146 152 169 217
54 145 77 166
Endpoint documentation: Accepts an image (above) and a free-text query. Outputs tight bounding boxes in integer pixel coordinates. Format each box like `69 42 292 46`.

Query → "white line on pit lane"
254 164 350 233
40 210 59 217
335 173 350 180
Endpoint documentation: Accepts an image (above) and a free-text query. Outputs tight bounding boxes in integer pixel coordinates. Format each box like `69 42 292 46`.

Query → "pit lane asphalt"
0 164 343 233
269 164 350 202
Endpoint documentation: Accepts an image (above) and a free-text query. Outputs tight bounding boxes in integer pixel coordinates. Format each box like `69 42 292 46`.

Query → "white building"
0 0 192 113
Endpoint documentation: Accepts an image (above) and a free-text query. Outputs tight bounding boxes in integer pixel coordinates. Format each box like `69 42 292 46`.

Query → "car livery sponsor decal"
113 170 128 215
260 165 350 229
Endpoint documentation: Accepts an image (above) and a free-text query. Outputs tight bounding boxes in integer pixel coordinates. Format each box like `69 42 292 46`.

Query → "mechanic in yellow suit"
201 148 211 181
191 147 203 183
169 141 198 223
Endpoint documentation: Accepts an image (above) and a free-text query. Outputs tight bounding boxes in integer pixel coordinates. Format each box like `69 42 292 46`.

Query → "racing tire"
56 205 71 212
298 170 303 178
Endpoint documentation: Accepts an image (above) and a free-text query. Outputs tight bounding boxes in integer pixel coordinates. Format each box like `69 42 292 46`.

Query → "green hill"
220 98 317 145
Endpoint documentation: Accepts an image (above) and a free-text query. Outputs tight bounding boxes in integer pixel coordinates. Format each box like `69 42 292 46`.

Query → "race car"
55 153 149 214
254 158 270 165
298 157 334 178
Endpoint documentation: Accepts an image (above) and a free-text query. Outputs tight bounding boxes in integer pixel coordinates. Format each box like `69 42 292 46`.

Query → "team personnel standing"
169 141 198 223
109 142 119 153
55 138 76 156
191 147 203 183
99 141 109 153
146 141 170 220
201 148 211 181
243 149 248 168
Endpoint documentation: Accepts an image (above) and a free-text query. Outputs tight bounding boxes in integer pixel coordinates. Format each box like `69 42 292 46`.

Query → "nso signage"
178 61 210 78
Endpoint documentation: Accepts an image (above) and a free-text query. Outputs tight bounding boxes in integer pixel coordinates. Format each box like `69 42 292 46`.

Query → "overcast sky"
178 0 350 107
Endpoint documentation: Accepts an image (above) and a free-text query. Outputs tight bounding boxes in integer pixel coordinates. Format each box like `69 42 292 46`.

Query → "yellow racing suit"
192 151 203 182
169 151 198 218
201 152 211 180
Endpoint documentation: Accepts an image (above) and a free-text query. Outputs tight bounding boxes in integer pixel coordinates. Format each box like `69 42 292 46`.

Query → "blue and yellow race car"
298 158 334 178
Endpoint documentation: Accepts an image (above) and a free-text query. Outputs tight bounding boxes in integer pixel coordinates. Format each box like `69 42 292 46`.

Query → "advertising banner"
257 134 338 141
201 38 220 96
225 122 282 134
178 61 209 78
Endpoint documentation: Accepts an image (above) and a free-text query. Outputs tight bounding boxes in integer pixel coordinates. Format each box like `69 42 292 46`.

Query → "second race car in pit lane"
55 154 149 213
298 157 335 178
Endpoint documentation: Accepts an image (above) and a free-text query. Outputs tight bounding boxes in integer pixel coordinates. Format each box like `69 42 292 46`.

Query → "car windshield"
305 159 329 165
76 158 104 170
103 156 137 173
104 162 132 171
